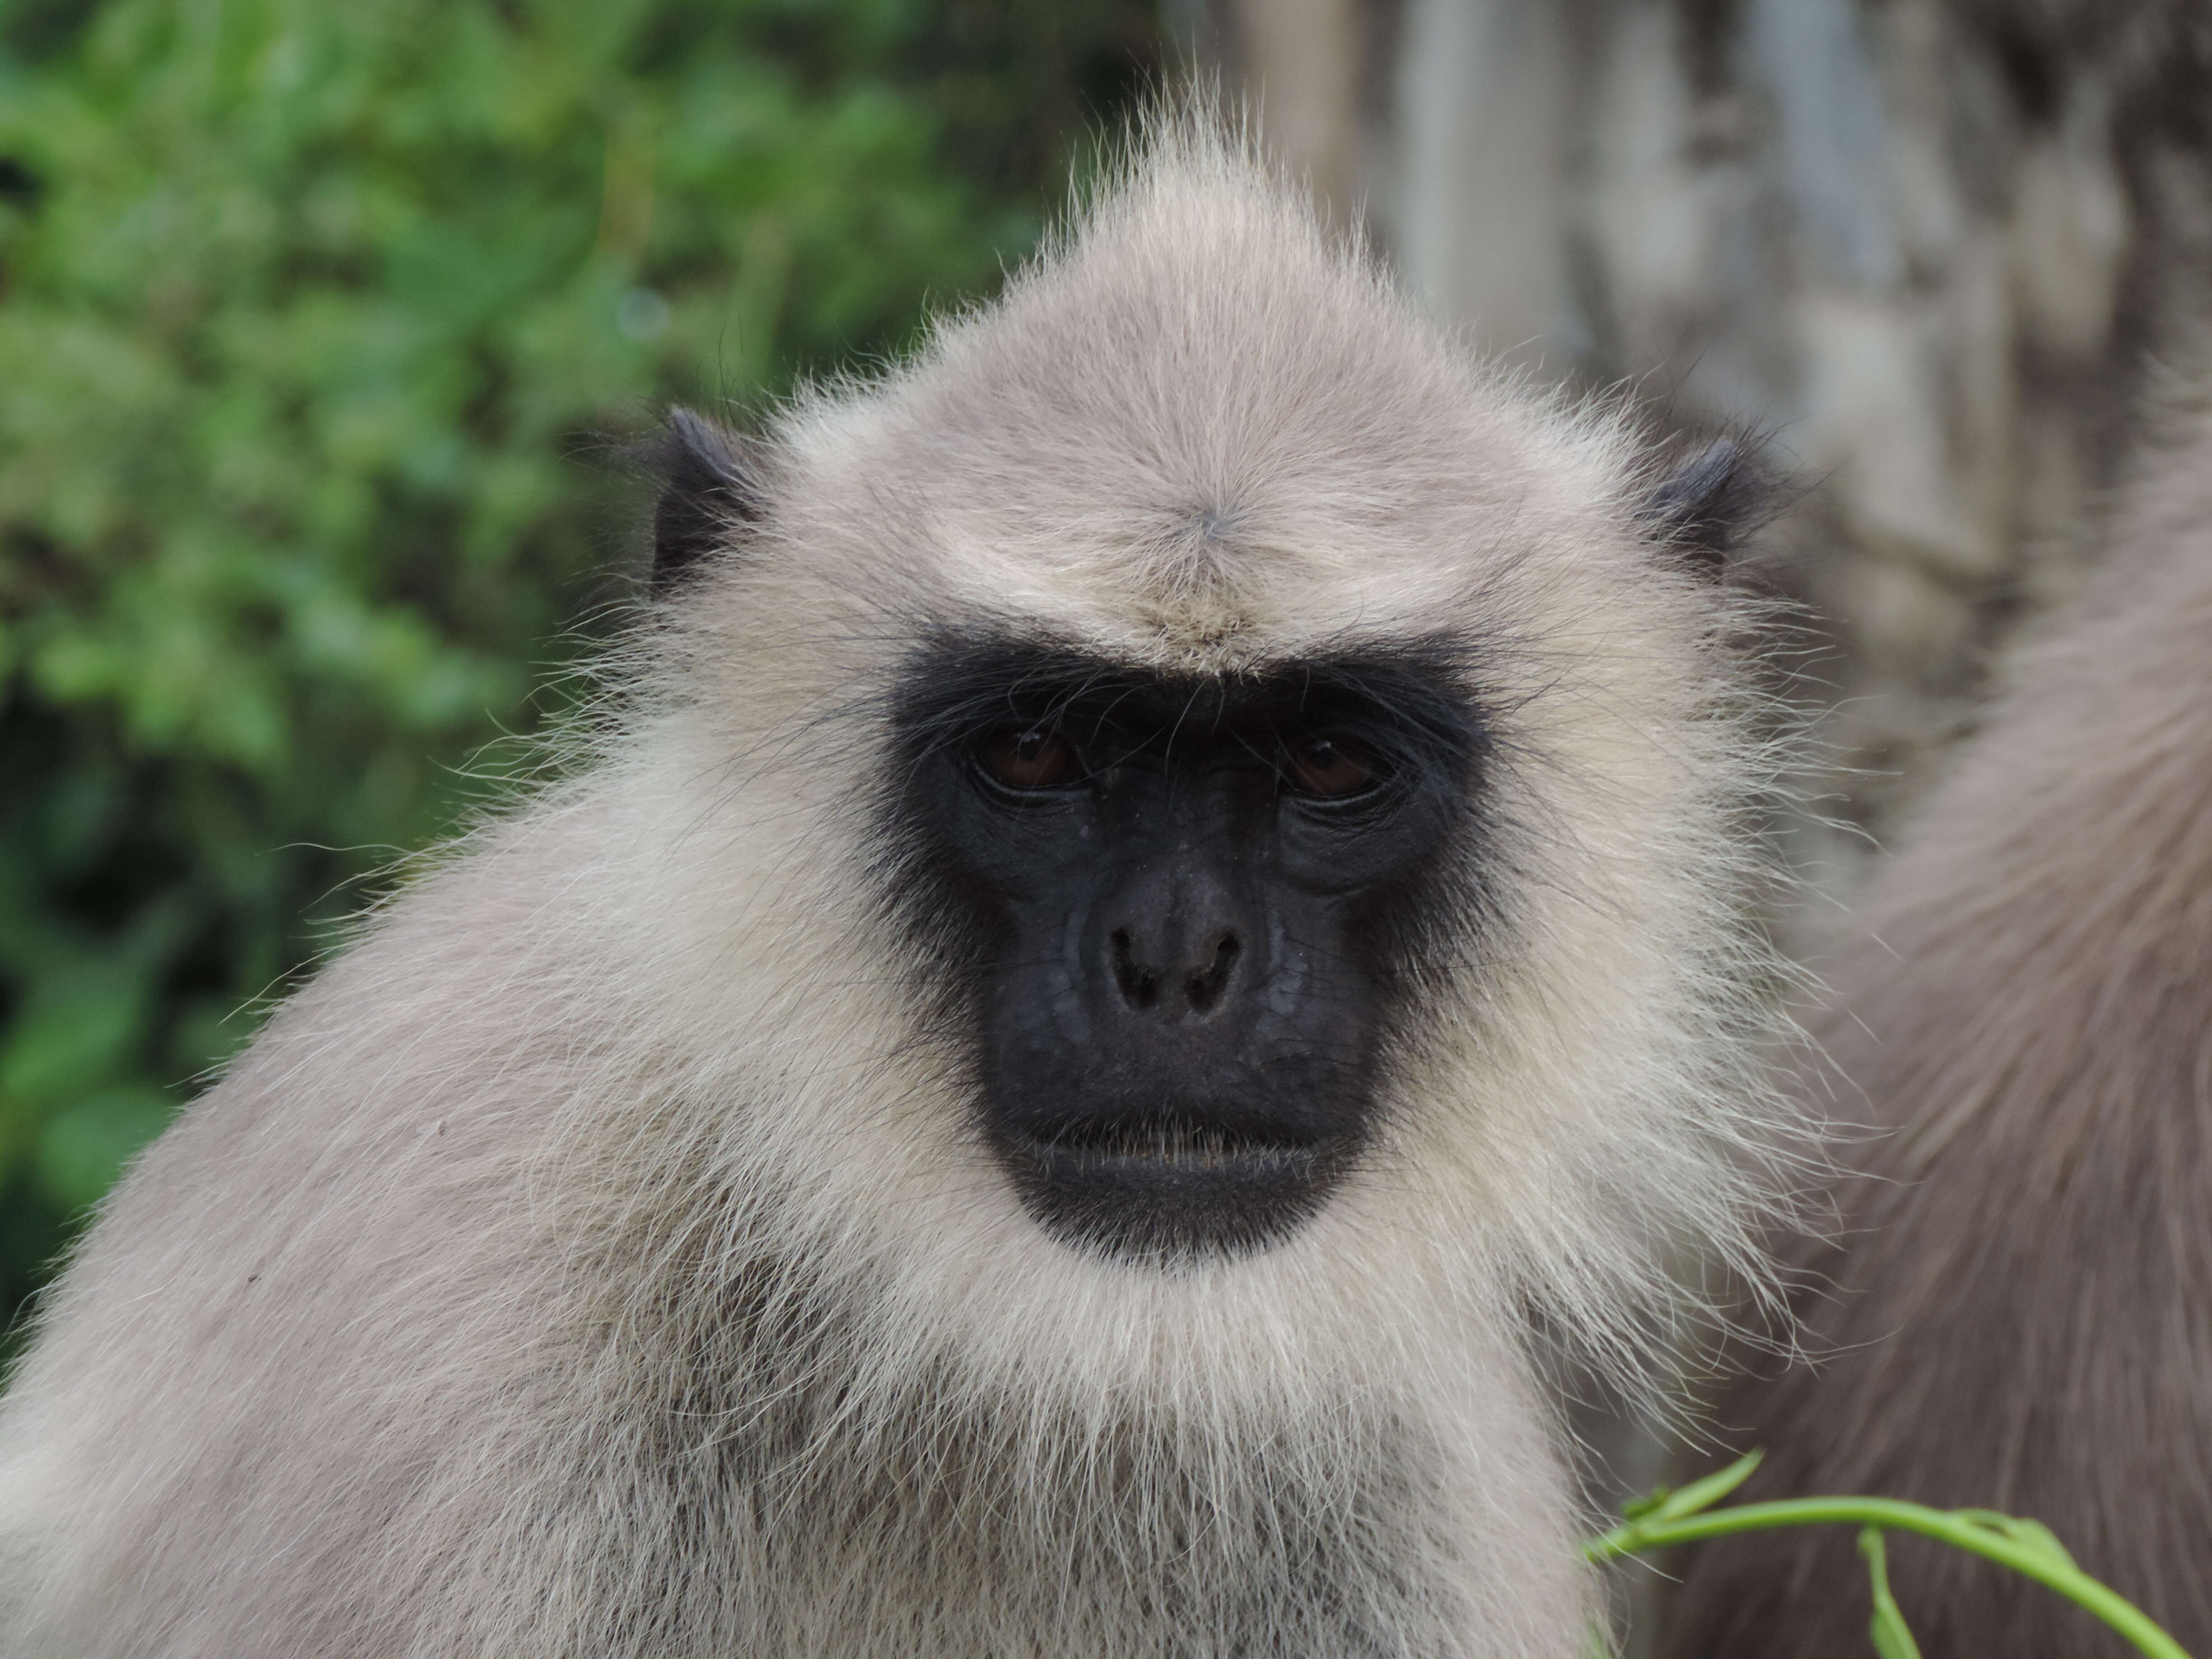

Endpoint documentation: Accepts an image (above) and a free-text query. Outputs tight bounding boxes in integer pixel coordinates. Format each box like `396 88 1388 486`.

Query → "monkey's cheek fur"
999 1124 1359 1262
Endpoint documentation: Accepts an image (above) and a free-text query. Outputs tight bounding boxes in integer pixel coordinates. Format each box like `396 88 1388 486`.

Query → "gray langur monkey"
1663 380 2212 1658
0 115 1797 1659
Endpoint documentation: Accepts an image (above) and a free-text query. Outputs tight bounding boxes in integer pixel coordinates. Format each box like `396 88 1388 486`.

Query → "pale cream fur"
0 115 1793 1657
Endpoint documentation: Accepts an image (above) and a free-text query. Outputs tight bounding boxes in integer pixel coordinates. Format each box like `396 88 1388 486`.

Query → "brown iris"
1286 736 1376 798
984 727 1077 789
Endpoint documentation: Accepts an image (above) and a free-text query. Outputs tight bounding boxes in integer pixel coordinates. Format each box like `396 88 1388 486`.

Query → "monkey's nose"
1108 925 1242 1018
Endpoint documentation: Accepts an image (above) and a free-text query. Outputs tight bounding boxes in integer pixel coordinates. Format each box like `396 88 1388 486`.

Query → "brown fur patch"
1662 390 2212 1658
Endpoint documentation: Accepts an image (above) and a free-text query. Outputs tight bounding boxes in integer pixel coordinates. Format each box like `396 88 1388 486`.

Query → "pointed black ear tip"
662 404 732 463
1642 433 1786 569
648 406 764 594
655 406 753 500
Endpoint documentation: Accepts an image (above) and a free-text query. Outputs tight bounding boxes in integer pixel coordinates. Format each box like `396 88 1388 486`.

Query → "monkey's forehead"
762 129 1663 670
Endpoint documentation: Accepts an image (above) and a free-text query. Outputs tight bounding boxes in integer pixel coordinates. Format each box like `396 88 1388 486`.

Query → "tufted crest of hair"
0 109 1801 1658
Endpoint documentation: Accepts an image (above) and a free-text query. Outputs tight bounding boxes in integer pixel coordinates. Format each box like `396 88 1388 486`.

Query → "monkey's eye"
1284 736 1378 799
982 727 1078 790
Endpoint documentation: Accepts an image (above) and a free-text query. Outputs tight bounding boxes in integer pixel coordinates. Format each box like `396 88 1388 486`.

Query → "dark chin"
1001 1121 1355 1263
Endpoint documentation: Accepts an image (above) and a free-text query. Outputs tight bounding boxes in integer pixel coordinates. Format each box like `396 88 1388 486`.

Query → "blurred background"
1 0 2208 1333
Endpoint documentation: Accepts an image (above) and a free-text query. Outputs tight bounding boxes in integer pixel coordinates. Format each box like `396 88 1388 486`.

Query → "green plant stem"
1588 1499 2189 1659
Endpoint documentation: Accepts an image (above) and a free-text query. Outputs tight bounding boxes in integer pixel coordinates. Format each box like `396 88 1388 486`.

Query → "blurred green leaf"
1859 1528 1923 1659
1955 1510 2080 1570
37 1086 175 1214
1652 1449 1765 1521
0 962 147 1108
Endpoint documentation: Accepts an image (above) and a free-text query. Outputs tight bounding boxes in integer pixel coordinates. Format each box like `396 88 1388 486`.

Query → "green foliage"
1592 1453 2193 1659
0 0 1156 1324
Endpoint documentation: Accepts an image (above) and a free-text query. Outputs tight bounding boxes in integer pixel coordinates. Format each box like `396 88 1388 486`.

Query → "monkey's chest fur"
575 1272 1495 1659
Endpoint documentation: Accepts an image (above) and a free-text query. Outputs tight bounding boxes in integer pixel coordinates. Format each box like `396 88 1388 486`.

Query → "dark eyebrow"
888 628 1489 777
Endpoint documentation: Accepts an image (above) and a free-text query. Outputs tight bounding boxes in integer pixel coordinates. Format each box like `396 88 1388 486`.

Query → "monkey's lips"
1004 1109 1354 1262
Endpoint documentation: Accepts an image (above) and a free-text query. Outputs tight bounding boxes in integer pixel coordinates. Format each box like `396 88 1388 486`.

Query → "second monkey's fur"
1665 383 2212 1657
0 117 1795 1657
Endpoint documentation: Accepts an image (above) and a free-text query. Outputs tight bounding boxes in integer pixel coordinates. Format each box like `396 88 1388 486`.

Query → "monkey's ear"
649 407 765 593
1640 434 1780 571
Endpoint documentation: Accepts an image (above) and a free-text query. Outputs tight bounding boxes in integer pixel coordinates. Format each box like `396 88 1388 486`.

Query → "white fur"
0 114 1795 1657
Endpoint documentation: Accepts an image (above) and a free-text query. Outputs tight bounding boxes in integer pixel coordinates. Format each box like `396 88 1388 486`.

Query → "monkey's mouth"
1005 1109 1352 1262
1036 1115 1319 1169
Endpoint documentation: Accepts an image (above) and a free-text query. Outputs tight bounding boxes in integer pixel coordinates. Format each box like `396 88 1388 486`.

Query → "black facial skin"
885 635 1487 1265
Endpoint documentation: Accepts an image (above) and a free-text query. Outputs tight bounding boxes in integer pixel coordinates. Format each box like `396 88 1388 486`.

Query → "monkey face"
889 635 1485 1264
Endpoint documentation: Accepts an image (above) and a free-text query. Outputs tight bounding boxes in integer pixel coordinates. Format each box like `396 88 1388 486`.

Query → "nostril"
1111 928 1161 1011
1185 931 1240 1014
